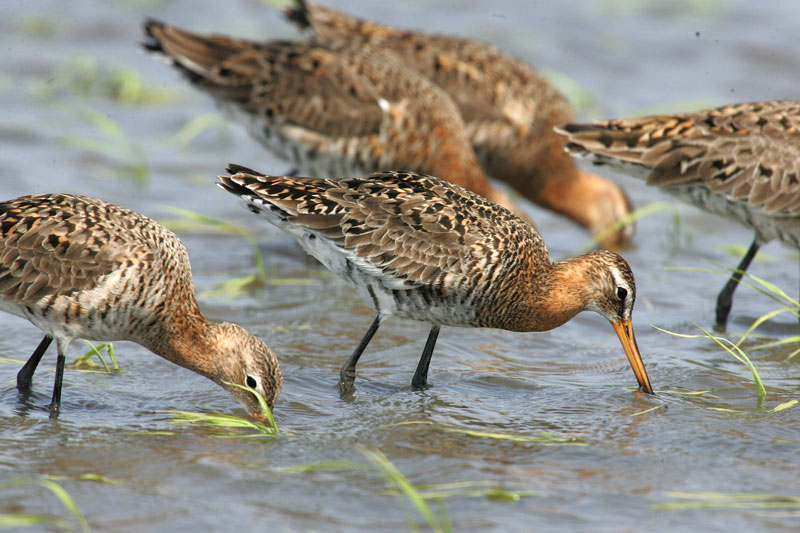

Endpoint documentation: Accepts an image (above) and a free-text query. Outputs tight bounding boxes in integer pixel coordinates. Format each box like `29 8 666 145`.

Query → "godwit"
142 19 522 217
217 164 654 395
284 0 634 249
555 100 800 328
0 194 282 418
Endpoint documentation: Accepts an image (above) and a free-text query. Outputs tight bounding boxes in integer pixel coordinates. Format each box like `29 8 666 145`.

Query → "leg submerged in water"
17 335 53 392
338 315 382 393
716 237 760 329
411 324 440 390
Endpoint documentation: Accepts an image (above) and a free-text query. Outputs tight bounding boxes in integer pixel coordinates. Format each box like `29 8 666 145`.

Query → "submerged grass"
162 206 331 297
284 446 535 532
387 420 585 445
361 447 449 533
655 491 800 511
32 53 180 105
60 106 149 184
171 112 231 148
666 262 800 357
654 324 767 401
581 202 681 252
160 207 266 298
0 476 90 532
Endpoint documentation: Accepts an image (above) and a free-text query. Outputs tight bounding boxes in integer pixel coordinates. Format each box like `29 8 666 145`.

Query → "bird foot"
338 368 357 399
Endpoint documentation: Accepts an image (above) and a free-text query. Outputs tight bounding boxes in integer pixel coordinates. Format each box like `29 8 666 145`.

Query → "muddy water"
1 1 799 531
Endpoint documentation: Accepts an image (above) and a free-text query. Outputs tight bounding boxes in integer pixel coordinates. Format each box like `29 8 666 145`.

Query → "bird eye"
245 374 259 389
616 287 627 301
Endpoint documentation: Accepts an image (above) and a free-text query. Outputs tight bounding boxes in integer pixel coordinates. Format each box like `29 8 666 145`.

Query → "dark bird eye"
616 287 628 301
246 375 258 389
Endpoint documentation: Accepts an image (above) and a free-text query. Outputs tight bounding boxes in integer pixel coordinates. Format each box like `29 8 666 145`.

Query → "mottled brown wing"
219 169 534 289
0 194 147 303
143 19 385 139
284 1 572 128
557 101 800 216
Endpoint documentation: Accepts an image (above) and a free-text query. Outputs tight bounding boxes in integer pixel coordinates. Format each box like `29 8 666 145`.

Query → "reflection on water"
1 0 799 530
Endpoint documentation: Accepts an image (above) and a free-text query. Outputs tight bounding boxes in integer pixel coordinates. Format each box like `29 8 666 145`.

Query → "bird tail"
142 18 256 101
553 123 653 181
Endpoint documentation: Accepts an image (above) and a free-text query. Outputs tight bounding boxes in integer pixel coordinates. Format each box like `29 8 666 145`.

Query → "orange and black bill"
611 319 654 394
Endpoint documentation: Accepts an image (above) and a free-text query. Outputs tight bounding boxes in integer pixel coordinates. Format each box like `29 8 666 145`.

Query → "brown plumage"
555 100 800 327
217 164 653 395
142 19 522 216
284 0 634 249
0 194 282 418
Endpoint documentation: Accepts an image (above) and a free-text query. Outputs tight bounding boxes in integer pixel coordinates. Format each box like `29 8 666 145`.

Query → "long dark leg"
716 237 760 329
48 347 66 419
338 315 382 393
16 335 53 391
411 325 440 390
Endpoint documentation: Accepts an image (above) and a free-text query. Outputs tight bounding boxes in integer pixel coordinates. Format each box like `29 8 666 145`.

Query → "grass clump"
71 341 122 373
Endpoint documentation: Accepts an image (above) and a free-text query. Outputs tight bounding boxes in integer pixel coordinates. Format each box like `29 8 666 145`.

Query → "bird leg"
716 237 759 329
49 346 67 419
16 335 53 391
338 315 382 393
411 325 440 390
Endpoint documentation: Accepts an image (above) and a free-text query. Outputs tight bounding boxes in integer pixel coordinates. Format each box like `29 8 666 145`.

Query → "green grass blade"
737 307 796 345
359 447 447 533
0 513 69 528
386 420 584 445
161 206 267 289
76 341 110 371
172 112 229 148
695 324 766 400
630 405 664 417
282 461 366 474
36 479 91 533
224 381 279 433
654 324 766 400
771 400 798 412
655 491 800 510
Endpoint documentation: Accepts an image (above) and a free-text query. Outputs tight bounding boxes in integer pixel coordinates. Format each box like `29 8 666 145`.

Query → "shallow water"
1 0 799 531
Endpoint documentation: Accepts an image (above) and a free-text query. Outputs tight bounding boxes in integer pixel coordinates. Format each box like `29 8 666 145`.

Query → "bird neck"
517 254 597 332
140 307 224 383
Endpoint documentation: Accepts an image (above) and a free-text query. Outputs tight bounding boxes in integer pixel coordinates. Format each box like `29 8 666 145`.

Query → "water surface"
1 1 799 531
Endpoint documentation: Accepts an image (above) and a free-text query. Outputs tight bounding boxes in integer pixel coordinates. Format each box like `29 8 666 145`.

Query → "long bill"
611 319 654 394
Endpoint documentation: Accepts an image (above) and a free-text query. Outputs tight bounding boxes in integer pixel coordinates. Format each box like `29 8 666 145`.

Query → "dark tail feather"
142 18 168 53
284 0 312 29
141 19 246 76
225 164 265 177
